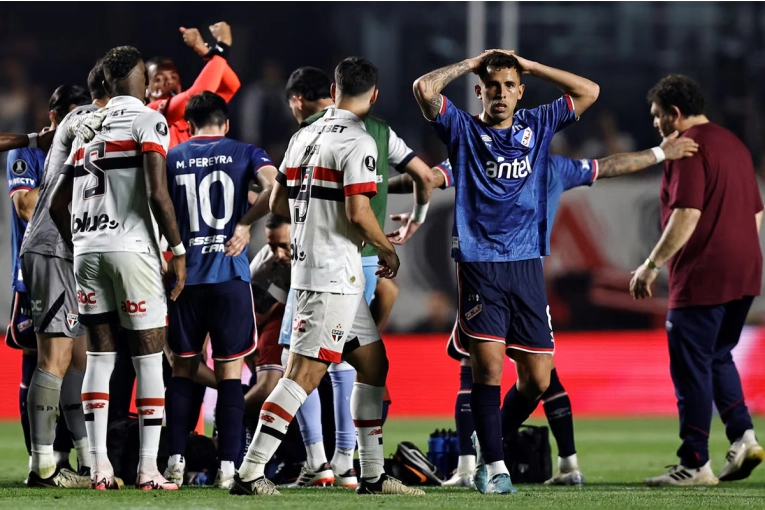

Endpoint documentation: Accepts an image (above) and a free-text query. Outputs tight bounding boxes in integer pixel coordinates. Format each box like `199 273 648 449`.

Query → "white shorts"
290 290 379 364
74 251 166 331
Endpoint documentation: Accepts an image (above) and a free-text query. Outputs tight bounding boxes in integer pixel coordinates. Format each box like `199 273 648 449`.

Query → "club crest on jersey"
155 122 168 136
331 324 344 343
364 155 376 172
465 304 483 321
11 159 27 175
515 127 534 148
66 312 79 331
481 134 493 149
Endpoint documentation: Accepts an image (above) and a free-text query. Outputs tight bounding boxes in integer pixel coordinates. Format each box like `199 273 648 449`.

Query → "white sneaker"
719 430 765 482
214 468 235 489
288 463 335 487
163 456 186 488
442 471 474 487
644 461 718 486
545 468 585 486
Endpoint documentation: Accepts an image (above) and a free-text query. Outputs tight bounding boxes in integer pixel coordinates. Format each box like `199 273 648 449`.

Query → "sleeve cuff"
344 182 377 198
591 159 599 182
142 142 167 157
255 162 275 173
9 187 32 198
394 152 416 173
275 172 287 186
436 165 452 189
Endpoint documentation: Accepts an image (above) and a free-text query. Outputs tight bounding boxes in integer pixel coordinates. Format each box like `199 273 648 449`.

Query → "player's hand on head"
386 212 421 245
209 22 232 46
661 131 699 160
629 263 657 300
179 27 208 56
225 223 250 257
467 49 498 73
170 255 186 301
499 50 534 74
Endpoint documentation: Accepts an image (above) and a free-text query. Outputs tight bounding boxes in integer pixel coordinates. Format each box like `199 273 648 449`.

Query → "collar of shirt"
190 135 225 140
106 95 145 108
324 107 362 123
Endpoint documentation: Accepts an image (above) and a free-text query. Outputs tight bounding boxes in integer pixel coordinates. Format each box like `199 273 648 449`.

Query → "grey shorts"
21 253 82 338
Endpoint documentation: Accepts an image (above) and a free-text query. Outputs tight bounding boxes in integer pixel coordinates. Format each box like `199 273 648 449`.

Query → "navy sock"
470 383 503 463
456 365 475 456
53 412 73 454
20 352 36 456
216 379 245 462
542 369 576 457
166 376 196 456
501 384 540 439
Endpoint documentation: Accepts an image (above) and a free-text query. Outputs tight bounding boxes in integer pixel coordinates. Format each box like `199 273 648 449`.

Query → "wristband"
645 257 661 273
651 146 666 164
27 132 38 149
171 243 186 257
412 202 429 224
204 42 231 61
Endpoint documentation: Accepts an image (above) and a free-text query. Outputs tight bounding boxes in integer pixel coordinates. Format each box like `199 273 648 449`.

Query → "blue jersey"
440 154 596 247
432 95 577 262
166 135 274 286
6 148 45 292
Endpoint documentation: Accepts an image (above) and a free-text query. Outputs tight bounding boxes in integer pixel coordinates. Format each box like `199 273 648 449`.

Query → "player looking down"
414 49 599 494
232 57 423 497
147 22 240 148
50 45 186 491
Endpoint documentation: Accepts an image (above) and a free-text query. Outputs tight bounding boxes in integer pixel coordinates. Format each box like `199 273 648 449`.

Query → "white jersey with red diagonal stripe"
64 95 170 255
276 107 378 295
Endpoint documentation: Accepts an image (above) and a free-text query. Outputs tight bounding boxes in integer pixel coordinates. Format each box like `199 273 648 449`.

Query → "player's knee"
517 362 552 399
172 355 198 378
285 356 327 394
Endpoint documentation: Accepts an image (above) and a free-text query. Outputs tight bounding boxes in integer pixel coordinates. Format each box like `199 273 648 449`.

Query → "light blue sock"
296 388 323 446
330 368 356 450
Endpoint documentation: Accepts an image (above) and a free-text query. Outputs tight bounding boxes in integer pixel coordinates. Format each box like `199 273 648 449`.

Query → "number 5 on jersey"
83 141 106 199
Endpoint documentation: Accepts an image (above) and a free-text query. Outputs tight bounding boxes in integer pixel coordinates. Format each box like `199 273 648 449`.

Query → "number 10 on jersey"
176 171 235 232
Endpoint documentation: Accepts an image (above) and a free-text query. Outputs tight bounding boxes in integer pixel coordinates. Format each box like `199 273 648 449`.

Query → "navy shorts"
6 291 36 350
455 260 554 355
168 279 257 362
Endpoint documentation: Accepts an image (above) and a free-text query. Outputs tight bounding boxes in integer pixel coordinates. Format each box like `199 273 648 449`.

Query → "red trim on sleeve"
564 94 575 111
141 142 166 157
344 182 377 197
440 95 448 115
254 163 275 173
437 165 452 187
591 159 599 181
9 187 32 198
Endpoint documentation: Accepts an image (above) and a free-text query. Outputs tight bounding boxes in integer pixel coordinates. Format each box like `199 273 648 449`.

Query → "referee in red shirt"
631 75 764 486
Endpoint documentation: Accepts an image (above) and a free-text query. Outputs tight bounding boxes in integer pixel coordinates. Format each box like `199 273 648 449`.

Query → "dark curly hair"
102 46 143 81
646 74 705 117
335 57 378 97
479 52 523 81
87 59 107 101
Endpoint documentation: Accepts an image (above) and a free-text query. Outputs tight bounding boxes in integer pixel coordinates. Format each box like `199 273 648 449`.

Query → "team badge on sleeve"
156 122 168 136
11 159 27 175
364 156 376 172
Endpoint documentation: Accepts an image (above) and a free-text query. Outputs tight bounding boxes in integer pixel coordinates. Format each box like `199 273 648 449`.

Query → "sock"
219 460 235 478
216 379 245 463
20 352 36 456
470 383 504 464
61 369 88 468
456 365 476 456
82 352 116 472
28 368 63 478
542 369 576 458
168 453 184 467
296 388 323 448
329 368 356 473
53 449 70 467
559 453 578 472
351 382 385 481
166 376 196 456
132 353 165 475
456 454 476 476
501 384 541 439
239 378 307 481
487 460 509 478
53 414 73 459
305 441 328 471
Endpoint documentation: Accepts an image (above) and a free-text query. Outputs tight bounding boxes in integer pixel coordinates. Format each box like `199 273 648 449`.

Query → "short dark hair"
478 52 523 81
285 67 332 102
145 56 177 74
265 213 289 229
646 74 706 117
334 57 378 97
49 85 90 121
184 91 228 128
87 59 108 101
102 46 143 80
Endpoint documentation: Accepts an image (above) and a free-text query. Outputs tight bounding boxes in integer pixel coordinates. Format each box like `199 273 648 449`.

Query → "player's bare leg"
369 278 398 330
81 321 120 490
344 340 425 496
130 327 178 490
468 339 513 493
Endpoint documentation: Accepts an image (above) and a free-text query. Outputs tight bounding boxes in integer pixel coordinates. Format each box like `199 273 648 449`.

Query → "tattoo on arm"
597 149 657 179
414 61 471 119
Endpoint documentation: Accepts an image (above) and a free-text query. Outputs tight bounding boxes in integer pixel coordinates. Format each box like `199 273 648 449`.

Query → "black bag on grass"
502 425 552 483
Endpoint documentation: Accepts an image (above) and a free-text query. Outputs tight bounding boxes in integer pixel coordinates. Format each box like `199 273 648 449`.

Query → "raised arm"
597 133 698 179
413 52 490 120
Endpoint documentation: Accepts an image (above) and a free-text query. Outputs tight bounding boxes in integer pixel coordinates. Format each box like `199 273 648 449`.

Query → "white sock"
132 352 165 475
350 382 385 481
220 460 235 478
306 441 328 471
331 447 355 475
31 444 55 478
742 429 757 445
53 450 70 467
559 453 578 472
82 351 116 474
456 454 476 476
486 460 509 479
239 378 307 481
168 454 184 467
74 438 90 469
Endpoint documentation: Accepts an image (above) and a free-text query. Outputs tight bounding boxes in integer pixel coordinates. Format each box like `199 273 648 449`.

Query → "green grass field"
1 417 764 509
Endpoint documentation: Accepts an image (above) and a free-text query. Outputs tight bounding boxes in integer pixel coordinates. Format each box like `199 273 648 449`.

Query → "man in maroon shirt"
630 75 765 486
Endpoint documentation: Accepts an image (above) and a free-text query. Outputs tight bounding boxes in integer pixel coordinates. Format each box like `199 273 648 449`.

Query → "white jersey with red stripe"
64 95 170 255
276 107 378 295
